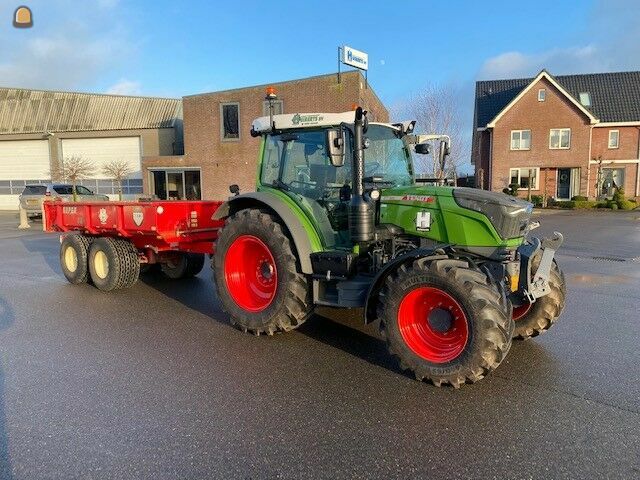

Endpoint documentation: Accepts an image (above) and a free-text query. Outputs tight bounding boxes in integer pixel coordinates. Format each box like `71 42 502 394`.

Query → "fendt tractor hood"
380 186 534 241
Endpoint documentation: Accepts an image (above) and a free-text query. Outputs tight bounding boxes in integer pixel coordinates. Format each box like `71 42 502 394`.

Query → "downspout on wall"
636 127 640 197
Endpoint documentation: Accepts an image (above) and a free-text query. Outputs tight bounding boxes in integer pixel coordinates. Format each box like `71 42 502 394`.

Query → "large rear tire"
213 209 312 335
378 257 514 388
60 234 92 284
512 259 566 339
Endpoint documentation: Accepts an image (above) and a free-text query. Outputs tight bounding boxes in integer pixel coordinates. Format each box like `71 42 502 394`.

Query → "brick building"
143 71 388 201
472 70 640 200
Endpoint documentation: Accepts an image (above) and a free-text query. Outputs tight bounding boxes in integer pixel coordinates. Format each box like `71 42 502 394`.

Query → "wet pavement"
0 209 639 479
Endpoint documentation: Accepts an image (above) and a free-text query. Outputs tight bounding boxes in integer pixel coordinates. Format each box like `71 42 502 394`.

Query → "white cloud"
479 0 640 79
479 46 604 80
0 1 135 91
106 79 142 95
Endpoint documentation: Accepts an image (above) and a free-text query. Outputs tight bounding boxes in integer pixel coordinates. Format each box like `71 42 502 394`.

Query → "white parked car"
19 183 109 216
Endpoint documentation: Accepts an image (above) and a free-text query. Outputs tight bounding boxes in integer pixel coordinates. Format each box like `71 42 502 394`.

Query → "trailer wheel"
60 234 92 284
213 209 312 335
111 239 140 289
378 257 514 388
161 253 205 279
513 258 566 339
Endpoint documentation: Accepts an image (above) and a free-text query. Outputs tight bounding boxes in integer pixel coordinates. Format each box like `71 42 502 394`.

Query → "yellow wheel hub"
93 250 109 279
63 246 78 273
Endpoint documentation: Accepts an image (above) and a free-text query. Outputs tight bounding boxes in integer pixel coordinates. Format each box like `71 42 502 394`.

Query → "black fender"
212 192 317 274
364 247 444 323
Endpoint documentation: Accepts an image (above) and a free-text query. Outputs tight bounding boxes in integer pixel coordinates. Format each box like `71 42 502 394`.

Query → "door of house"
557 168 571 199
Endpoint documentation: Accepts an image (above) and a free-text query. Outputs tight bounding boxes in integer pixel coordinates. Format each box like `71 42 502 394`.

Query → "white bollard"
18 206 31 229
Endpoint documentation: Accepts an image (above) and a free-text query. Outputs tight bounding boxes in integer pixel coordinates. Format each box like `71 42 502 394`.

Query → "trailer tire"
378 257 514 388
88 237 124 292
161 253 205 279
213 209 312 335
512 258 566 339
60 234 92 284
111 239 140 289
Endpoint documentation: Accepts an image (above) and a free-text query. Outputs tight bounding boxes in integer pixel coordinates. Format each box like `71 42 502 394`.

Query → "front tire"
378 257 514 388
512 260 566 339
213 209 312 335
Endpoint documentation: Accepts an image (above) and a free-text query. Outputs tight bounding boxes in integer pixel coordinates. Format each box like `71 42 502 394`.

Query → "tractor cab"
251 110 436 249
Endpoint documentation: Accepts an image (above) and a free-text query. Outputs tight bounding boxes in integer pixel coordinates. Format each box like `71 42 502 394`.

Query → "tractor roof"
251 111 399 134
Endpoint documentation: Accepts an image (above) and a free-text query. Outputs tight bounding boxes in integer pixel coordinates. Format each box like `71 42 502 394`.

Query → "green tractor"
212 106 566 388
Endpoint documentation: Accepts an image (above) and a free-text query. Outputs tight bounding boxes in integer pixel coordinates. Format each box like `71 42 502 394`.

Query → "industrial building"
0 70 386 209
0 88 182 209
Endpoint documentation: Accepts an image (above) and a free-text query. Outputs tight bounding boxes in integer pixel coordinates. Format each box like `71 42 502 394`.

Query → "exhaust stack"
349 107 374 243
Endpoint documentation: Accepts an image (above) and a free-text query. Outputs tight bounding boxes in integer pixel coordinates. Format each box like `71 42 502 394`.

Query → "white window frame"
608 129 619 149
537 89 546 102
549 128 571 150
262 99 284 117
510 129 531 150
509 167 540 190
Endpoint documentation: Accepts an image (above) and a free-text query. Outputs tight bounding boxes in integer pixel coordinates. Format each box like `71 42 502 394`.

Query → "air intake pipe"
349 107 374 243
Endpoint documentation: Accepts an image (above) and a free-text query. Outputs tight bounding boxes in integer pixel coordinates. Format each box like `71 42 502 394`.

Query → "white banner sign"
341 45 368 71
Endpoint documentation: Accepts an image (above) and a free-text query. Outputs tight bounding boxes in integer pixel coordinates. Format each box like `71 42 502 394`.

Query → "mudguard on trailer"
212 192 322 274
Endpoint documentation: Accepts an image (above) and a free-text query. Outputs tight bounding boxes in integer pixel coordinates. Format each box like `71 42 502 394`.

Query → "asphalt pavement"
0 209 639 479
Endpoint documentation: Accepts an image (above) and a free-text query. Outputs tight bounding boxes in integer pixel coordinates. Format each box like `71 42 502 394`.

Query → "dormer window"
538 89 546 102
579 92 591 107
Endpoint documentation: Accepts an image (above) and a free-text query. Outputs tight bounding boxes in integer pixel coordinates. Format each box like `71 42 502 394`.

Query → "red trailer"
43 199 224 291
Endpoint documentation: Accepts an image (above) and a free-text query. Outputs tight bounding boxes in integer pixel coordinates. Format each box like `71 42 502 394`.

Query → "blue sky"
0 0 639 172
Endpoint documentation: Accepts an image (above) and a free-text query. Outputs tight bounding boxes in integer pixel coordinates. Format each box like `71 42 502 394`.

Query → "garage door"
0 140 50 210
61 137 143 199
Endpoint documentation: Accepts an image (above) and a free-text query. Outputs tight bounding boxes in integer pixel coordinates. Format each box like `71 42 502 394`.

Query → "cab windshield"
362 125 414 186
260 124 414 194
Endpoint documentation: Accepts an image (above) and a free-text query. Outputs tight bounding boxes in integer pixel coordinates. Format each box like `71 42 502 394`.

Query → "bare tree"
50 155 96 201
393 83 470 181
102 160 132 201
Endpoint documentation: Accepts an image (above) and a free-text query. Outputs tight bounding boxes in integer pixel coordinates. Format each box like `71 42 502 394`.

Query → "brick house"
472 70 640 200
142 71 387 201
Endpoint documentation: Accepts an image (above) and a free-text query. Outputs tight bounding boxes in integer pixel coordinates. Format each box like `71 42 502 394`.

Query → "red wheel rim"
224 235 277 312
397 286 469 363
512 302 532 321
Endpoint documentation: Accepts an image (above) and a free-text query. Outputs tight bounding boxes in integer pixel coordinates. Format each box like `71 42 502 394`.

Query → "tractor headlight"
453 188 533 239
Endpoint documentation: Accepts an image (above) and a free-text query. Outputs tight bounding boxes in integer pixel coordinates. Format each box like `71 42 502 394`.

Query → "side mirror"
229 184 240 196
326 128 345 167
414 143 430 155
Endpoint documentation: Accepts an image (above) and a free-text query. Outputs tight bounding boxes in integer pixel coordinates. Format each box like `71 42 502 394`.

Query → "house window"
579 92 591 107
549 128 571 149
510 130 531 150
263 100 284 117
220 102 240 140
608 129 619 149
538 89 546 102
509 167 539 190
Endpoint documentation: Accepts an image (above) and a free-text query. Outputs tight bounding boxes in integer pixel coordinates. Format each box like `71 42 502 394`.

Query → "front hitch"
518 232 564 302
